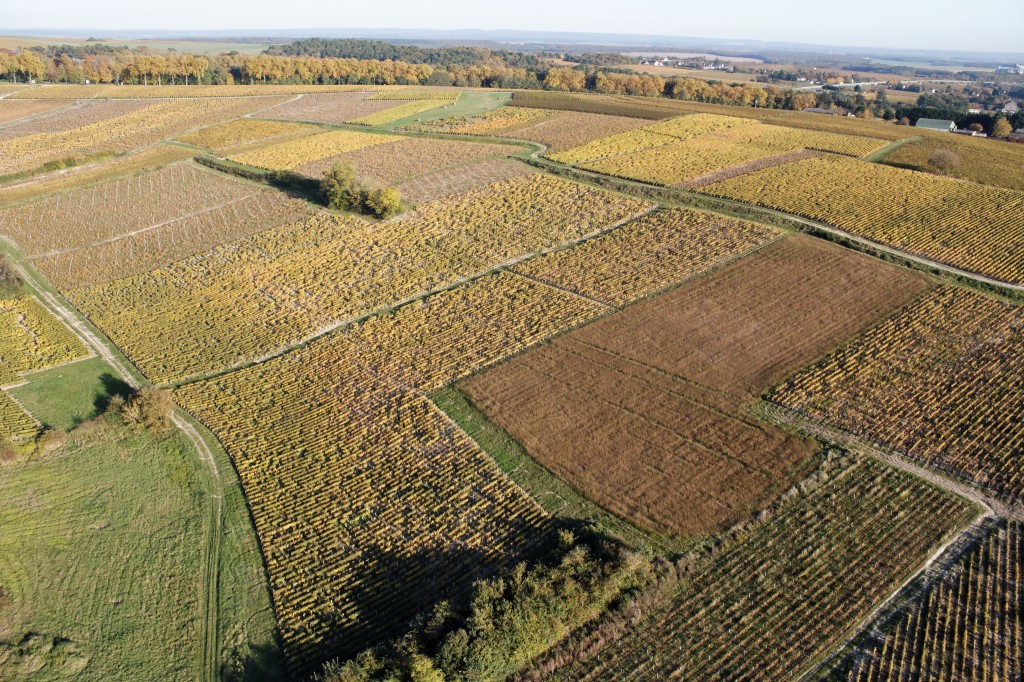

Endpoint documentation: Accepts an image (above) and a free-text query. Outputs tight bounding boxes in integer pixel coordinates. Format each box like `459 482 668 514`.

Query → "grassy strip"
431 386 695 556
864 135 922 163
365 91 512 131
0 151 118 185
520 157 1024 304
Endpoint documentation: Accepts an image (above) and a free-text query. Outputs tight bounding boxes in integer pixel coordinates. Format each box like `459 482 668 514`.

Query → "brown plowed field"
461 236 932 535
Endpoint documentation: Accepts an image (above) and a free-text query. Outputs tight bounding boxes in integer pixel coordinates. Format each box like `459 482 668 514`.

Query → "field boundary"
518 154 1024 300
0 235 278 681
163 203 658 388
752 400 1023 682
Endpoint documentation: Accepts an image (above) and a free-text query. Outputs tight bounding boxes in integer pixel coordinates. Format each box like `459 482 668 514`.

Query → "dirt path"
172 411 224 682
1 238 225 681
754 400 1022 680
4 251 140 389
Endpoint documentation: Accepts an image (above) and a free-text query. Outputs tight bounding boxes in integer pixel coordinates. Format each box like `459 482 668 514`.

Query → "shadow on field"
222 641 290 682
93 372 134 414
268 521 560 677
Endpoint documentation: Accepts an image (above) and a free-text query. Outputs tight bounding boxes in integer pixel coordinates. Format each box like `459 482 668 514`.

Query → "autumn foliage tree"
322 161 363 212
120 387 173 433
322 162 403 219
365 188 402 219
992 117 1013 138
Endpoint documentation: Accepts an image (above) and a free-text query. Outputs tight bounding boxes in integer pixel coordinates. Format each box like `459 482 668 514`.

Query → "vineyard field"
408 106 556 135
0 96 283 175
0 295 88 386
177 118 319 150
391 157 534 203
348 99 451 126
174 269 616 668
503 111 650 152
464 236 930 535
883 133 1024 191
35 188 312 289
74 174 650 383
255 92 398 124
771 286 1024 503
0 390 39 445
0 99 67 126
834 518 1022 682
292 136 512 185
513 207 778 306
0 144 196 208
550 113 887 185
547 457 976 680
7 84 379 99
367 89 460 101
228 129 398 170
0 99 152 140
0 162 281 257
699 154 1024 284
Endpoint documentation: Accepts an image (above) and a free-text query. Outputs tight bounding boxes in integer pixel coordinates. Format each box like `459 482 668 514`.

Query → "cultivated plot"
834 518 1022 682
254 92 396 124
549 457 975 681
0 161 303 259
772 286 1024 503
75 174 650 383
699 154 1024 284
291 136 513 185
465 237 931 535
174 269 615 669
0 97 285 175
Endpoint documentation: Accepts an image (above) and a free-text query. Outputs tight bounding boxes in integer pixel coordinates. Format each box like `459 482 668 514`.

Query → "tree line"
3 41 1020 122
267 38 541 69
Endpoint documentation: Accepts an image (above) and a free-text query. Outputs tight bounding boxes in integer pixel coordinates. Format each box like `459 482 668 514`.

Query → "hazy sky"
3 0 1022 54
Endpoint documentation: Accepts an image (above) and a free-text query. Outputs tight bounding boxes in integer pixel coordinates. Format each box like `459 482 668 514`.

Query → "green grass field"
0 418 206 679
375 91 512 130
9 357 129 432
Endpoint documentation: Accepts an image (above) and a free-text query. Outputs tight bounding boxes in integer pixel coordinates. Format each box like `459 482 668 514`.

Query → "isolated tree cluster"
322 162 402 219
117 387 173 433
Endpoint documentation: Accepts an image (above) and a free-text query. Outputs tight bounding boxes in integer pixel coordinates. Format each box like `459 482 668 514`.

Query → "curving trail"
0 237 226 682
754 400 1023 681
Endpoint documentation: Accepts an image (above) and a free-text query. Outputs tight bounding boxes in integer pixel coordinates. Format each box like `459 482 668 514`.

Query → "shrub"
366 187 402 219
120 387 173 433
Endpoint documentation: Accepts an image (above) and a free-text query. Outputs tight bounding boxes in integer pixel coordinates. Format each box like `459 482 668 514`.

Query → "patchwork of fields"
465 237 931 535
772 286 1024 503
1 83 1021 681
698 154 1024 284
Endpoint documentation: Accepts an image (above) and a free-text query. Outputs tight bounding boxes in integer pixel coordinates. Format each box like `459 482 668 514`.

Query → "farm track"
754 400 1023 682
523 142 1024 296
0 237 227 682
164 203 658 388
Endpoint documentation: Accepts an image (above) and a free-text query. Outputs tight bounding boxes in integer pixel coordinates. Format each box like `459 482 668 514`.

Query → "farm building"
915 118 956 132
1009 129 1024 143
